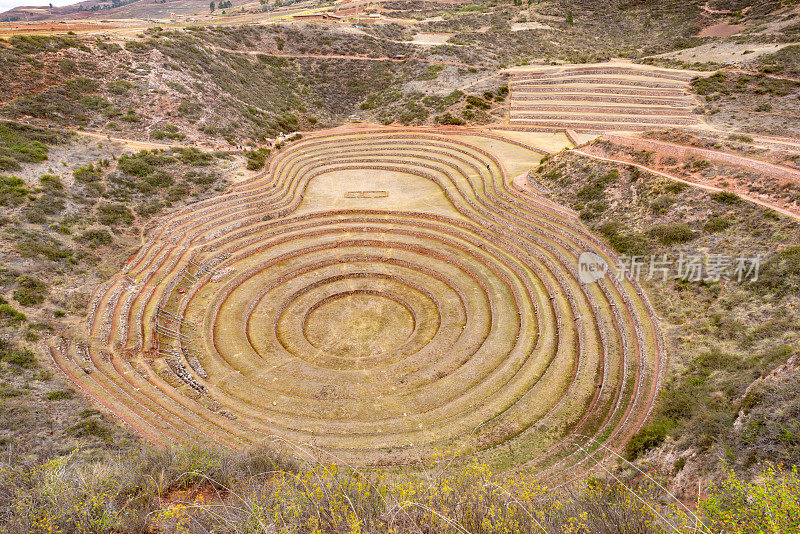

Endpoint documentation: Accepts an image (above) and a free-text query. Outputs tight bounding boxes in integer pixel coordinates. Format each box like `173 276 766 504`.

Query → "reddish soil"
697 23 743 38
0 21 119 37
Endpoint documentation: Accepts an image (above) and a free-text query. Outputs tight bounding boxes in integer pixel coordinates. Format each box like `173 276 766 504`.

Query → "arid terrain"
1 0 800 532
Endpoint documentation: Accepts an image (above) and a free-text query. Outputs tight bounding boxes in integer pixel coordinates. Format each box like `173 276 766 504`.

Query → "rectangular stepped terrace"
507 63 705 133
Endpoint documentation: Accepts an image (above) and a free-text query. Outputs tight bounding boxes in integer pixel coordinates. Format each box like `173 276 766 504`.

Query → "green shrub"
117 150 174 177
107 80 133 95
597 221 651 255
96 203 134 226
11 229 72 261
76 228 113 247
728 134 753 143
647 223 696 245
63 77 99 96
691 72 728 95
625 418 675 459
649 195 674 214
712 191 741 204
758 44 800 78
73 164 102 183
174 147 213 166
0 303 26 325
0 175 29 207
704 215 732 233
0 339 35 367
24 207 46 224
435 112 465 126
151 125 185 141
121 110 141 123
466 95 491 110
577 170 618 202
124 41 150 53
245 148 270 170
702 464 800 534
577 182 605 201
0 156 21 171
39 174 64 191
418 64 444 80
664 181 687 193
13 275 48 306
0 122 67 167
96 40 122 53
46 389 74 401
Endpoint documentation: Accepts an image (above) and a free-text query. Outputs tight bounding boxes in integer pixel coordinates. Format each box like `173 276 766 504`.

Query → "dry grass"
0 444 697 534
3 443 799 533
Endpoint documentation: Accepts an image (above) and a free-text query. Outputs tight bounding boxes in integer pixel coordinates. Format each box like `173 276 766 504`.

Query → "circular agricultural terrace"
52 129 665 471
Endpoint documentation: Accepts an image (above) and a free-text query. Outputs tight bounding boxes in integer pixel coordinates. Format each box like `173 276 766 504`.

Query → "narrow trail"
206 45 484 68
459 71 504 91
605 133 800 184
76 129 178 150
721 67 800 84
2 117 177 150
572 149 800 222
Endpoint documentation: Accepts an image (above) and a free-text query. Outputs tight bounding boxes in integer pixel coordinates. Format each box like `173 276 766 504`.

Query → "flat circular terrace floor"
57 129 664 471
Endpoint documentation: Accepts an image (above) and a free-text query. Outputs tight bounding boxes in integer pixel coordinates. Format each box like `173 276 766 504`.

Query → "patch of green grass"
46 389 74 401
67 416 114 441
755 245 800 296
691 72 729 96
12 275 48 306
597 221 651 255
0 175 29 207
0 299 26 326
0 339 35 368
0 382 27 398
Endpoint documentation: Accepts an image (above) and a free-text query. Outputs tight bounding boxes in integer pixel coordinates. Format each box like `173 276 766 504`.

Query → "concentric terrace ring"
52 129 665 471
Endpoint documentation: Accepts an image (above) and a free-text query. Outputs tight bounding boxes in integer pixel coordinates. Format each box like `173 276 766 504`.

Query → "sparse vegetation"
1 2 800 526
534 150 800 479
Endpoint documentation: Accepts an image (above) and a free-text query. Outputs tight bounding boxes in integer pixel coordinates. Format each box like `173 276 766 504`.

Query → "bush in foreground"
1 446 798 533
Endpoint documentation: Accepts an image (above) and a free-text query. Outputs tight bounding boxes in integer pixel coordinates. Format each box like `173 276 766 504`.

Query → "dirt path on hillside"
572 148 800 221
206 45 483 68
722 67 800 83
3 118 178 150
